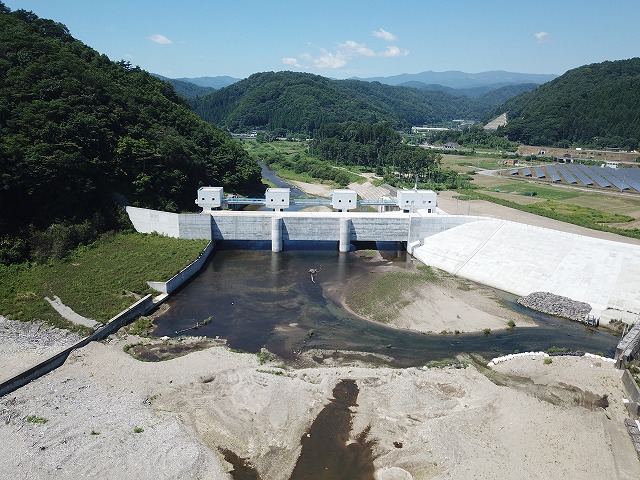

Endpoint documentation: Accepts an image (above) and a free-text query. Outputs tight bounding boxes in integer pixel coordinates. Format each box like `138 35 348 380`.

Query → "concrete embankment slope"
412 219 640 323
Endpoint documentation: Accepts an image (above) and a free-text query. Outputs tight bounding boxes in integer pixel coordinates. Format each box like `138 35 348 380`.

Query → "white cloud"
373 28 397 42
148 34 172 45
339 40 374 57
534 31 550 44
283 36 409 70
379 45 409 57
282 57 303 68
313 49 348 69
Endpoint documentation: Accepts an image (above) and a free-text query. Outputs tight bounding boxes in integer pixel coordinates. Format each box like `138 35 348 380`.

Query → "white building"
265 188 290 211
195 186 224 211
396 189 437 213
331 189 358 212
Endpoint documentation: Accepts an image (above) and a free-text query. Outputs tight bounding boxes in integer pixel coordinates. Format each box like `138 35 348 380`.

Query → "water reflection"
153 241 619 367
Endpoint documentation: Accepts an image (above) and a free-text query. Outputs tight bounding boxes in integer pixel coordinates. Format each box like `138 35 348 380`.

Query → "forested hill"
189 71 522 135
0 4 262 263
496 58 640 150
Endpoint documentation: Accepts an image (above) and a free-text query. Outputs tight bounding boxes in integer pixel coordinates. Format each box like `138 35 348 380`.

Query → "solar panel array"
533 166 546 178
603 167 640 192
566 164 593 185
576 164 611 188
593 166 628 190
544 165 562 182
554 164 578 183
507 163 640 192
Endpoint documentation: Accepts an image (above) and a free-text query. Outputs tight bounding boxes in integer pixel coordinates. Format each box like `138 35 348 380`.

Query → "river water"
153 241 619 366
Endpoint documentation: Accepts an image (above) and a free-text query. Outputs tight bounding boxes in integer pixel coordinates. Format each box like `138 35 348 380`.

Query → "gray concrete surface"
412 219 640 323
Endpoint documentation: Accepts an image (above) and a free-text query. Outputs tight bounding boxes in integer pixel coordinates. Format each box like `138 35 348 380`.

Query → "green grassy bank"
0 233 209 333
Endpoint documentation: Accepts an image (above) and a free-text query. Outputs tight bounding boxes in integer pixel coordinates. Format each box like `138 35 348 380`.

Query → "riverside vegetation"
0 233 208 333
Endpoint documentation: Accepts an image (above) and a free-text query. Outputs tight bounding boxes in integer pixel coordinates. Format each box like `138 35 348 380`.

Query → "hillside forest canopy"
0 4 262 263
189 71 527 137
494 58 640 150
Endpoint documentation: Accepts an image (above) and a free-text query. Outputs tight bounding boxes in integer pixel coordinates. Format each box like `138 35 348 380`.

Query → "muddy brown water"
216 379 375 480
288 379 375 480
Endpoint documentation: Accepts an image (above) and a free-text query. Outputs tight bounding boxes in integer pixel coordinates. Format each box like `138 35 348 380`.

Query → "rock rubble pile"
517 291 591 321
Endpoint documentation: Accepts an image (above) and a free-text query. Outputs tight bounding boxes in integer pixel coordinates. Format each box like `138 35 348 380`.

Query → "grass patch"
345 266 439 323
0 233 208 331
257 350 276 365
133 426 144 433
459 190 640 239
26 415 47 424
123 316 155 337
489 183 580 200
543 358 553 365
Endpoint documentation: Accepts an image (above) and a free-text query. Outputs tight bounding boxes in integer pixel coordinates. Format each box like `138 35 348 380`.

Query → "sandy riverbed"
1 330 638 480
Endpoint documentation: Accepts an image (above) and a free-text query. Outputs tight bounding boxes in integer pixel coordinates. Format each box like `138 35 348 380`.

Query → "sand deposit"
1 334 638 480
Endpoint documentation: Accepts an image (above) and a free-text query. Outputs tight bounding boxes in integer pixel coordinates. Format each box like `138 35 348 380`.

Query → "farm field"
437 152 640 238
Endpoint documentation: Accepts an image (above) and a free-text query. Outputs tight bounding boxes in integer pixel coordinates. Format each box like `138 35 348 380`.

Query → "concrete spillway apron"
339 217 351 253
271 216 283 252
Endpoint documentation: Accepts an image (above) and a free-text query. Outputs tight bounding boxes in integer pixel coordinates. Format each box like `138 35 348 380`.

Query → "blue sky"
5 0 640 79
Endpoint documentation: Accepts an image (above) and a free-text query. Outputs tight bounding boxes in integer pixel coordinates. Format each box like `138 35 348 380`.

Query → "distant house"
411 126 449 134
556 153 574 163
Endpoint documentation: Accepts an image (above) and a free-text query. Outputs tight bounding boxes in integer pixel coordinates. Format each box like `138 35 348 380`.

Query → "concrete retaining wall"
409 214 489 243
126 206 180 237
212 214 273 240
351 216 409 241
178 213 212 240
0 295 154 397
622 370 640 417
282 216 341 241
147 241 215 294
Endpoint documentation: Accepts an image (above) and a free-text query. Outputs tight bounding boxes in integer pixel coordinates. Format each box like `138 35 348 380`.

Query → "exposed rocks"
517 291 591 322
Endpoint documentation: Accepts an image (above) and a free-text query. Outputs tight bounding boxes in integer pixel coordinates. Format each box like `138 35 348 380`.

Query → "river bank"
1 332 638 479
337 250 535 334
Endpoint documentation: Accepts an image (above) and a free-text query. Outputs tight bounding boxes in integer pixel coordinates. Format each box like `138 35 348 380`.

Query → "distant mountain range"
353 70 558 89
160 70 556 99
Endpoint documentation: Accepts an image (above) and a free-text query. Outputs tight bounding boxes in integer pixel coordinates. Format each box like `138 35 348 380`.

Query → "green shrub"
26 415 47 424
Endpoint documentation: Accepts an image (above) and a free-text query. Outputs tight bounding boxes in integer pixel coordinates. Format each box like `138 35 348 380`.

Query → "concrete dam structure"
126 187 640 325
125 206 482 253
